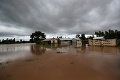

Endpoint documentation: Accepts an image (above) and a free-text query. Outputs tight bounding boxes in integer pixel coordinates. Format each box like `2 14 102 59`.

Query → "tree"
115 30 118 38
2 39 5 43
20 39 23 43
30 31 46 44
95 32 99 37
117 31 120 39
76 34 80 38
80 34 86 40
95 29 120 39
87 36 94 40
59 36 62 38
13 38 15 43
98 31 101 37
30 33 35 42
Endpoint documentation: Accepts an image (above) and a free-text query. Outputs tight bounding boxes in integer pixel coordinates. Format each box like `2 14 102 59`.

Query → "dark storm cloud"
0 0 120 37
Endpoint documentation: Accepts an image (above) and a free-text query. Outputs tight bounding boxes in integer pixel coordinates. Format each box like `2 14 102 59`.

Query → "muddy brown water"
0 43 120 80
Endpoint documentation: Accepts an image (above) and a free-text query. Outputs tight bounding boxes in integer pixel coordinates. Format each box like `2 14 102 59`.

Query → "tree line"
0 38 30 44
0 31 46 44
0 38 15 44
1 29 120 44
95 29 120 39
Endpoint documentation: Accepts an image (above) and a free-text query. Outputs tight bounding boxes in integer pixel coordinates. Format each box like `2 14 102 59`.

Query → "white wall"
88 39 116 46
51 39 58 44
72 39 82 47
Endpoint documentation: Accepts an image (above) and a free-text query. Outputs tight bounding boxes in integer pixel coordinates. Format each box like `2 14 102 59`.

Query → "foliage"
95 29 120 39
58 36 62 38
80 34 86 40
76 34 80 38
87 36 94 40
0 38 15 44
75 34 86 40
0 38 30 44
30 31 46 44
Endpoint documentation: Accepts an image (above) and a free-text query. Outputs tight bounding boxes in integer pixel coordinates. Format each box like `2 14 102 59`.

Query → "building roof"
42 38 52 41
59 38 72 41
43 38 58 41
72 38 81 40
93 37 104 40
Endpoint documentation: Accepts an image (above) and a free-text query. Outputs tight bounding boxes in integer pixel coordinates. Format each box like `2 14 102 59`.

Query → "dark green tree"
13 38 15 43
117 31 120 39
87 36 94 40
30 31 46 44
76 34 80 38
104 31 109 39
115 30 118 38
80 34 86 40
95 32 99 37
2 39 5 43
59 36 62 38
95 29 120 39
30 33 35 42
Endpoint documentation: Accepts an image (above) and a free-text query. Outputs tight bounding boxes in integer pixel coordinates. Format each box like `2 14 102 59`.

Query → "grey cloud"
0 0 120 37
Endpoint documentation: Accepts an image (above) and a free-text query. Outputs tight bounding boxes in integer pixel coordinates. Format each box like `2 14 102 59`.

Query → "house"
59 38 72 45
43 38 58 44
88 37 116 46
92 37 104 46
72 38 82 48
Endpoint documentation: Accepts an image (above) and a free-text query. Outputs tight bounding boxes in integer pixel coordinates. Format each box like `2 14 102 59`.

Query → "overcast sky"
0 0 120 40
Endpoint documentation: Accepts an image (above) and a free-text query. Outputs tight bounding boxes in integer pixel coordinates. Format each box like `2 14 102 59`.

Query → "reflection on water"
0 44 120 63
88 46 120 55
0 44 30 52
0 44 120 80
30 44 46 55
0 44 32 63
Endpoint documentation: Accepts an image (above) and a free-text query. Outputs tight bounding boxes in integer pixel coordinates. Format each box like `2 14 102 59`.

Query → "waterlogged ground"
0 44 120 80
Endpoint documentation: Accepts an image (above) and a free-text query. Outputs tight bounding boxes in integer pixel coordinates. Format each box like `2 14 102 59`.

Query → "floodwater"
0 44 120 80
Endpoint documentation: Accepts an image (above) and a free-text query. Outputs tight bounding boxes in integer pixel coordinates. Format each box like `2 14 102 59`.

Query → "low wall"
88 39 116 46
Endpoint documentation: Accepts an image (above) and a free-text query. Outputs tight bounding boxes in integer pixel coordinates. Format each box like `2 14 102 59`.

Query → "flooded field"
0 43 120 80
